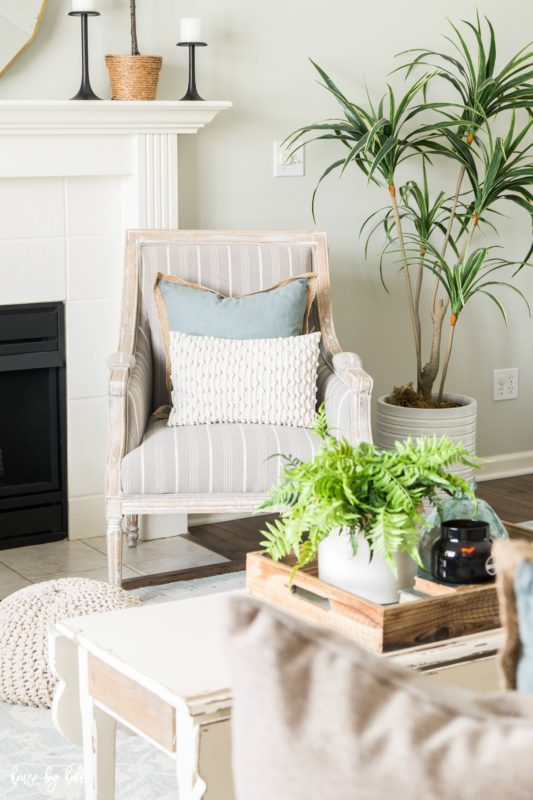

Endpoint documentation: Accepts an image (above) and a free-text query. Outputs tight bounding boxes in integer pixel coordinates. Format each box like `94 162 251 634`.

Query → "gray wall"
2 0 532 457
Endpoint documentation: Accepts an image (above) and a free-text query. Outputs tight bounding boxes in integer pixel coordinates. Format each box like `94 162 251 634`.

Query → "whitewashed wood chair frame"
106 230 373 587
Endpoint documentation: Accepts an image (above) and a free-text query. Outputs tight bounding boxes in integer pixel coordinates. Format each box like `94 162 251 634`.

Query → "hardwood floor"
184 515 274 561
123 474 533 588
121 514 276 589
476 474 533 523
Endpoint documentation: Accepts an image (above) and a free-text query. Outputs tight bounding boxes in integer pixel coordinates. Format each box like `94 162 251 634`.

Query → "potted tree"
286 16 532 473
105 0 162 100
260 408 478 604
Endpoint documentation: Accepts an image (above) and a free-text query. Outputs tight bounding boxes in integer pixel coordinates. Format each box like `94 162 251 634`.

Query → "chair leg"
106 516 123 588
126 515 140 548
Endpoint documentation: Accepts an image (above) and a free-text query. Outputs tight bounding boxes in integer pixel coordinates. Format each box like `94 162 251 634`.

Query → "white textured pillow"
168 331 321 427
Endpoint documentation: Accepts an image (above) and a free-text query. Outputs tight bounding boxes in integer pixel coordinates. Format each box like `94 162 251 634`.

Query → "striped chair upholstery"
106 231 373 587
121 420 321 495
122 241 325 495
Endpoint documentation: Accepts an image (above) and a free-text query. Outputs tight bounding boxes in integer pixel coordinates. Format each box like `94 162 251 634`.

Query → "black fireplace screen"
0 303 67 548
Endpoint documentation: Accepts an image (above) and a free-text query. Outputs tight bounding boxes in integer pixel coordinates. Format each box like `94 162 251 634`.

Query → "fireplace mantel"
0 98 232 226
0 100 232 135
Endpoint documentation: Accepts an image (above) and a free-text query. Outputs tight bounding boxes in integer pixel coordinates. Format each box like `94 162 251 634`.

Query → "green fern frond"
259 433 479 579
312 404 330 440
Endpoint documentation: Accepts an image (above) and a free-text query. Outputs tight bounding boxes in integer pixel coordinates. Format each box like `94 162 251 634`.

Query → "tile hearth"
0 536 228 601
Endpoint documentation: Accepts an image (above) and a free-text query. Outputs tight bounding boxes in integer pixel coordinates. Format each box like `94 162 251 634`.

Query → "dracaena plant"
259 407 479 576
286 15 533 405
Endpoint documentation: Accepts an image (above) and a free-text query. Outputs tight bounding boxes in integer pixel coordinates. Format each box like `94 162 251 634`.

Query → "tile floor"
0 534 229 600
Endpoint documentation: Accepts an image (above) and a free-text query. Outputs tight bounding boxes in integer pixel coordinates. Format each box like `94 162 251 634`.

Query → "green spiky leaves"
285 15 532 402
284 61 437 220
401 236 531 323
400 13 533 134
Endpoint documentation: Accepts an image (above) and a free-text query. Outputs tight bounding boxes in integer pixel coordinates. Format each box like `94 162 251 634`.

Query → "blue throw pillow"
154 272 316 388
515 561 533 693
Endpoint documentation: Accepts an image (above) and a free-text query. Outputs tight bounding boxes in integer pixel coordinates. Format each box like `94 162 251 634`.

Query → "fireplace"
0 302 67 549
0 100 230 541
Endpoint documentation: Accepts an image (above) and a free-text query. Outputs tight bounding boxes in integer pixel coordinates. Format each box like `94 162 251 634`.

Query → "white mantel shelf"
0 99 232 135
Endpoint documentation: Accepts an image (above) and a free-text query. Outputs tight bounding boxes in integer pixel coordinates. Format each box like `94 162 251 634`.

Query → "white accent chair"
106 231 373 587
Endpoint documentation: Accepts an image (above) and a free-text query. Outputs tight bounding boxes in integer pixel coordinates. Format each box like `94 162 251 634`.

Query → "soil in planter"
385 383 461 409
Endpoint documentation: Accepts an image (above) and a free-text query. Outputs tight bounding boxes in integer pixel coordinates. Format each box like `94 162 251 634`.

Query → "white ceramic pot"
376 393 477 482
317 529 417 605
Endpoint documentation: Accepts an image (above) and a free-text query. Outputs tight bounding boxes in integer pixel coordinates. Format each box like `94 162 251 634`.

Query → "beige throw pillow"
168 331 321 427
224 594 533 800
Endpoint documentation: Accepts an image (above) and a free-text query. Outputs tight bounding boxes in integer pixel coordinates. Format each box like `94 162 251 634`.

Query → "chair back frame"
107 230 341 519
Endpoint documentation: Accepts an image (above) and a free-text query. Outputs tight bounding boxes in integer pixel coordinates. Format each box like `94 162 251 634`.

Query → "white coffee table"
49 590 503 800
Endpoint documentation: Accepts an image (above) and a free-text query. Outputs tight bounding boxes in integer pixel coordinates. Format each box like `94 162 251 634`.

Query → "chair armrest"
106 330 153 505
331 351 373 396
108 353 136 398
320 350 373 444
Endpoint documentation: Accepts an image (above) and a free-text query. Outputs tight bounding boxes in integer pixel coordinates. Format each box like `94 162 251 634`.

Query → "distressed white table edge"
49 589 504 800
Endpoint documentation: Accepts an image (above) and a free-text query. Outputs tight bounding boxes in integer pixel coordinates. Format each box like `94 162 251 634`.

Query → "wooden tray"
246 551 500 653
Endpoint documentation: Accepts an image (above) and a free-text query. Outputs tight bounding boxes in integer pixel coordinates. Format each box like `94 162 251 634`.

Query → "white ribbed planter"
376 394 477 482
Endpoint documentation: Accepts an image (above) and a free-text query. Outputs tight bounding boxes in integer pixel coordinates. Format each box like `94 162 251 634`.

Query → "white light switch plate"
273 141 304 177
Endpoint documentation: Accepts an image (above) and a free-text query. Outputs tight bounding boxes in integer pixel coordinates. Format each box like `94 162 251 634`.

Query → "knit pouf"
0 577 140 709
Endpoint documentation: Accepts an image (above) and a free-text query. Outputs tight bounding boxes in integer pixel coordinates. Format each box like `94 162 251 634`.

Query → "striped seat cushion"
121 420 321 495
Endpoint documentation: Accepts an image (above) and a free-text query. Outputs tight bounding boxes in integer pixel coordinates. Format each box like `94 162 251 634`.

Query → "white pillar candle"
180 18 202 42
72 0 96 10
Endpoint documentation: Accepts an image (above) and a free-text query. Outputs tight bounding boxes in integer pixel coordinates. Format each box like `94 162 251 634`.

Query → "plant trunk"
441 166 465 256
414 247 425 318
437 319 457 403
130 0 140 56
426 135 474 402
418 298 447 402
419 163 466 402
389 184 422 379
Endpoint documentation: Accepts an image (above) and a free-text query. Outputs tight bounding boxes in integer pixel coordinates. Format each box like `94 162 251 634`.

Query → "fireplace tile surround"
0 100 231 541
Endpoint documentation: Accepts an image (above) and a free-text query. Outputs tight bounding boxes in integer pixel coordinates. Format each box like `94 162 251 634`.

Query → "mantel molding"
0 99 232 135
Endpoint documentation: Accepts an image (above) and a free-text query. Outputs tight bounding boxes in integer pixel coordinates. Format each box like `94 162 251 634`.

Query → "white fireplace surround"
0 99 231 541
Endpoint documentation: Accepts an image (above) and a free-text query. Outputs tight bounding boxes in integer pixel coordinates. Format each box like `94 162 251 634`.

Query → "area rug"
0 571 245 799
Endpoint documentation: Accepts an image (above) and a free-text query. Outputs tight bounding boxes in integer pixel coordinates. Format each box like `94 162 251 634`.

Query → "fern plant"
259 407 479 577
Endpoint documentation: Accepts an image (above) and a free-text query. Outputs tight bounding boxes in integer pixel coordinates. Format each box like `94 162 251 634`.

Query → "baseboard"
476 450 533 482
68 508 257 542
141 513 188 540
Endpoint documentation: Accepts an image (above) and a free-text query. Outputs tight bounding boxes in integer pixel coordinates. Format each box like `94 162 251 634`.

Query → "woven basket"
105 54 162 101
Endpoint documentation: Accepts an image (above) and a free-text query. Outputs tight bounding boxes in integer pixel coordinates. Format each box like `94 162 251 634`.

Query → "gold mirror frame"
0 0 48 78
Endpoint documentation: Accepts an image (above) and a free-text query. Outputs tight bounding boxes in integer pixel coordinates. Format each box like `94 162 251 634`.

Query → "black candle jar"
431 519 494 585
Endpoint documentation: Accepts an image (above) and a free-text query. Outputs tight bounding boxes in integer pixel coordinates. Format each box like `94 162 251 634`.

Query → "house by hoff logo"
10 764 83 795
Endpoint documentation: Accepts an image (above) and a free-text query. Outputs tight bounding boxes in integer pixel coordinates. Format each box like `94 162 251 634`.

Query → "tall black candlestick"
69 11 102 101
177 42 207 101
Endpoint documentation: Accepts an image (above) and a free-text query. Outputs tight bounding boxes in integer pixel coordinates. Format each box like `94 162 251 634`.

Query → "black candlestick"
69 11 102 101
177 42 207 101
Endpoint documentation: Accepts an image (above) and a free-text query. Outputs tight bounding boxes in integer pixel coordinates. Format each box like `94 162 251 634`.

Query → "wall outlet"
273 141 304 177
493 368 519 401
